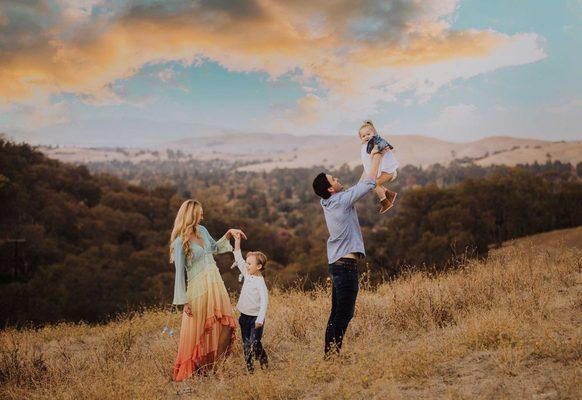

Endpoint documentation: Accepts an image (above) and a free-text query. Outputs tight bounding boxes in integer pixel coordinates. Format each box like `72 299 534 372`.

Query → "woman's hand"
183 303 193 317
226 228 247 240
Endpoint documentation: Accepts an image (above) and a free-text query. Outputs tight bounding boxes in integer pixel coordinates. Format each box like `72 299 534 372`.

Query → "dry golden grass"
1 231 581 399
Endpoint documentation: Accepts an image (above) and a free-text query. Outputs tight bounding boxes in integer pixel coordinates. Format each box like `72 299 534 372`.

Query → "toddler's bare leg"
372 172 392 200
377 172 398 213
374 185 386 200
376 172 395 186
377 173 396 198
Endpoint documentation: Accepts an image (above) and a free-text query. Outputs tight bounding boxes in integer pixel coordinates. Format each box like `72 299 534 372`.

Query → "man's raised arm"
342 150 385 206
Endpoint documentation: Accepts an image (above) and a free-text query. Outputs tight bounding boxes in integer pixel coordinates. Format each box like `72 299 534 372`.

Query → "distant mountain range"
36 133 582 170
5 118 233 147
236 135 582 171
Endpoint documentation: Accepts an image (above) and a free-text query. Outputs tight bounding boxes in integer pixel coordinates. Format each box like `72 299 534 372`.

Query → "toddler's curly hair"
358 120 378 136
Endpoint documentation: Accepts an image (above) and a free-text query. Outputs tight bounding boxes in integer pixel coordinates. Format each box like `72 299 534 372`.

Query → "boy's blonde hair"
248 251 268 269
358 119 378 137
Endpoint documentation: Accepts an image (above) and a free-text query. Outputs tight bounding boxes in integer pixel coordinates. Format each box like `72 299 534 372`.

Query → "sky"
0 0 580 146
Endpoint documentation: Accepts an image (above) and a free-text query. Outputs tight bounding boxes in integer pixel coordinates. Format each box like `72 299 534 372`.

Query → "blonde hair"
358 119 378 137
169 200 203 263
247 251 268 270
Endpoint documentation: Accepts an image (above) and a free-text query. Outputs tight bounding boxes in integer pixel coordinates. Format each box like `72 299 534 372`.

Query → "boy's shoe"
259 354 268 369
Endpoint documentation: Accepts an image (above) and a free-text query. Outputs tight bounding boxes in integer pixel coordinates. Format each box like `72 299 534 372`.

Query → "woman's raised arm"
225 228 247 240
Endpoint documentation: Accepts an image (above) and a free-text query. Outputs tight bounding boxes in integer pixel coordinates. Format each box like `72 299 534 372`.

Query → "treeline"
85 157 581 191
0 140 177 325
0 140 306 325
0 139 580 325
365 169 582 275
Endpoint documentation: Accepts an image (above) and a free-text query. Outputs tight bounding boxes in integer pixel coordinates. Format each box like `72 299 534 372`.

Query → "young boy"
232 232 269 372
358 120 399 213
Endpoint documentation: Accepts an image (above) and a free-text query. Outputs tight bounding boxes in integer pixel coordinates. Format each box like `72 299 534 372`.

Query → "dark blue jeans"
324 258 359 357
239 313 268 372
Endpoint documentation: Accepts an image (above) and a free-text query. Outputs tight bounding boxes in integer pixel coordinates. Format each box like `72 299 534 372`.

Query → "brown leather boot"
379 198 393 214
385 189 397 204
380 191 397 214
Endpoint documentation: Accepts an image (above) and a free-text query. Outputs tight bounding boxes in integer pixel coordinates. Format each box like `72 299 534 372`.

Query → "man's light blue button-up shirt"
320 177 376 264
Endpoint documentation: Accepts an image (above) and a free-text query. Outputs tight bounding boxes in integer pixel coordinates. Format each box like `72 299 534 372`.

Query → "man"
312 148 385 357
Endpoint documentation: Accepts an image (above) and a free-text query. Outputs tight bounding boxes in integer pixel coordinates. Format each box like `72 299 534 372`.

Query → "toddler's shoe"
379 190 397 214
379 198 393 214
385 189 397 204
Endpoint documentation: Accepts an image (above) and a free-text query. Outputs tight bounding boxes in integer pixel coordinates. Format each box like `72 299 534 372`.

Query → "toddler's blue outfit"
366 135 394 154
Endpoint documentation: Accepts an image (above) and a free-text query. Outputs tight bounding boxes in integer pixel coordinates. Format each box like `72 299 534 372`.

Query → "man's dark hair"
313 172 332 199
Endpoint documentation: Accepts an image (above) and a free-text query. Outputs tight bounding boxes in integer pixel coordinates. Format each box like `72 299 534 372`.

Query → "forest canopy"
1 139 580 325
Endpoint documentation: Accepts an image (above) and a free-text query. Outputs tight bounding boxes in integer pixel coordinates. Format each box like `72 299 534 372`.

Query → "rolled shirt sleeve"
172 238 189 305
340 177 376 207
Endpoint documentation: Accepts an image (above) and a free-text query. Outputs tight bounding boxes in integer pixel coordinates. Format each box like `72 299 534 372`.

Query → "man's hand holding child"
371 146 387 157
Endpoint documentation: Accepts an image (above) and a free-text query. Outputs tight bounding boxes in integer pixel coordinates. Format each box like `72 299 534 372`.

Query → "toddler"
358 120 399 213
232 233 269 372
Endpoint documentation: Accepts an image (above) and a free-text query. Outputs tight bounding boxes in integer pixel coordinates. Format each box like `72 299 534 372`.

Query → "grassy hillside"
1 229 580 399
497 226 582 252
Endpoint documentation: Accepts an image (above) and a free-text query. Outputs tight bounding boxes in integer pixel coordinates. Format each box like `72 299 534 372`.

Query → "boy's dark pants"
324 258 359 357
239 313 268 372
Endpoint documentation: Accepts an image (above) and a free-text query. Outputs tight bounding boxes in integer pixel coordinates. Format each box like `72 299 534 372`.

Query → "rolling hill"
237 135 582 171
36 134 582 170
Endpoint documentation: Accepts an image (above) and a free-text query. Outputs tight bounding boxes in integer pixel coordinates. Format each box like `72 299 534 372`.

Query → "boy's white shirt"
233 249 269 324
361 144 399 176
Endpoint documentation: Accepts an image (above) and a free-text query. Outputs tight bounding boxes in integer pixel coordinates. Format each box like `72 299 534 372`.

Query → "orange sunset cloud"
0 0 543 106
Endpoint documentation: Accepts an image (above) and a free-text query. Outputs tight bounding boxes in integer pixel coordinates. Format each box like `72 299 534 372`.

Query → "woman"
170 199 245 381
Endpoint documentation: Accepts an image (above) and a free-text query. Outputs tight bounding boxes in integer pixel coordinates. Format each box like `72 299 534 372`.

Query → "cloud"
55 0 106 22
154 66 189 92
0 0 546 131
288 94 324 124
0 94 71 129
428 104 483 141
546 98 582 114
424 100 582 142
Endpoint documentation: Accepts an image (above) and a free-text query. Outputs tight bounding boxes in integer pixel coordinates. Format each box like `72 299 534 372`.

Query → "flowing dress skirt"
173 266 237 381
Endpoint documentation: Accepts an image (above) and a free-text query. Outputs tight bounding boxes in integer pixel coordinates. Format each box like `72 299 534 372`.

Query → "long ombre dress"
172 225 237 381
